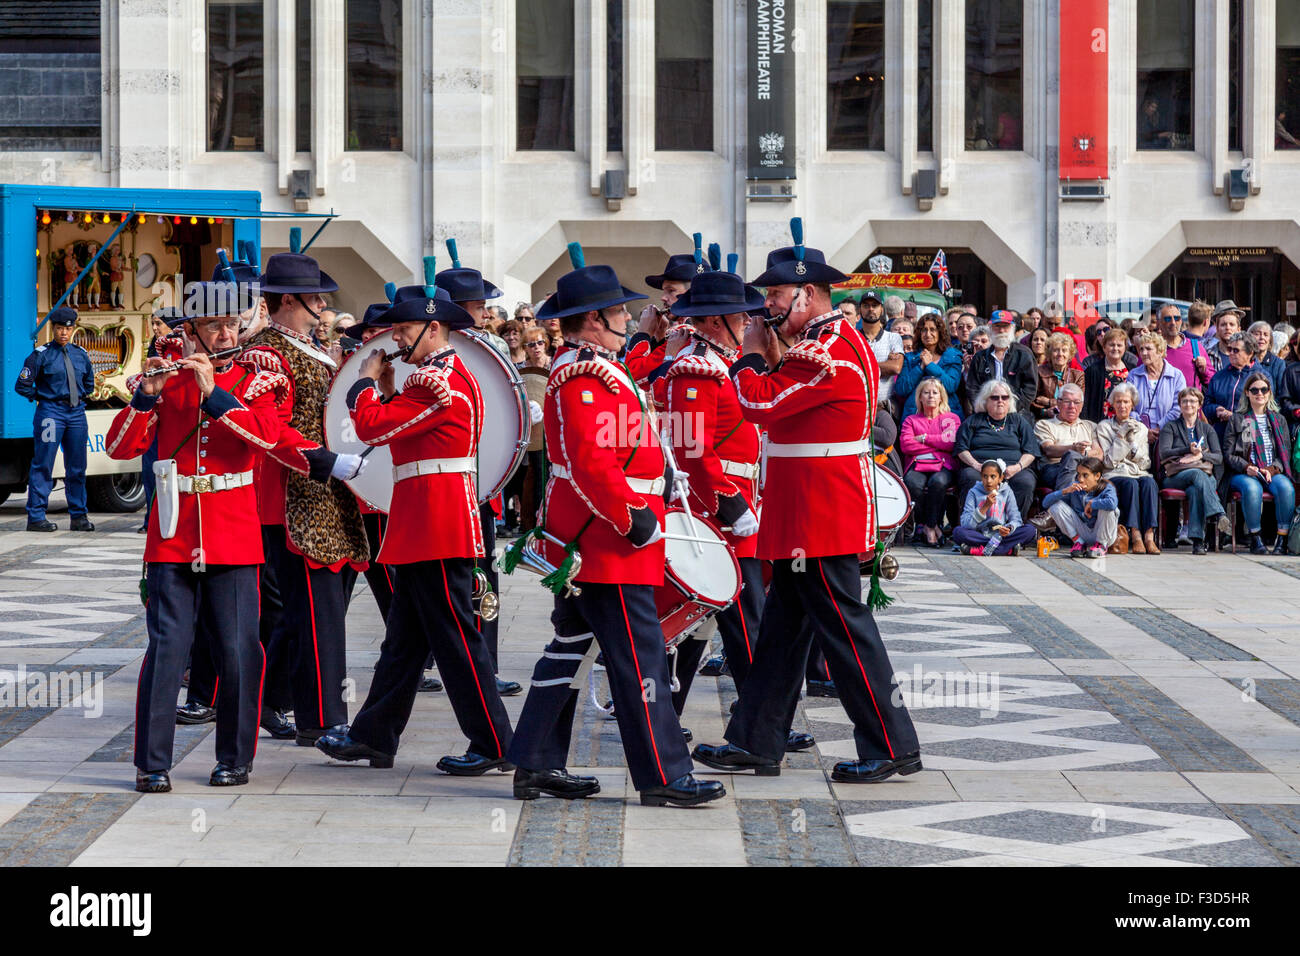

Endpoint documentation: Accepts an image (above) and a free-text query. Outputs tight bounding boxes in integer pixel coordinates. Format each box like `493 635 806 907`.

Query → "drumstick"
661 533 729 547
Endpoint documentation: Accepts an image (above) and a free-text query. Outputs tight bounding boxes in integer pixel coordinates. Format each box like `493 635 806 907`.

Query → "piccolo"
141 345 244 377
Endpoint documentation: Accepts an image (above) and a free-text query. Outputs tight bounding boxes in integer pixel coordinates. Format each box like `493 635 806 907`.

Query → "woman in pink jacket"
900 378 963 547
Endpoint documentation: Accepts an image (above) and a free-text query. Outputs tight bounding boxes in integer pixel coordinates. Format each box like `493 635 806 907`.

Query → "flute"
141 346 244 377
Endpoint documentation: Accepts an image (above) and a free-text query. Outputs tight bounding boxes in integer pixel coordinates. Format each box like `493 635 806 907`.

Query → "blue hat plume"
790 218 805 262
567 242 585 269
289 227 302 254
422 256 437 297
707 243 721 271
446 238 461 269
727 253 739 275
384 281 397 303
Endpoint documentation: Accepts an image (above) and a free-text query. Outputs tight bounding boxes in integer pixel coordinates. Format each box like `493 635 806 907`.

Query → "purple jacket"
1131 360 1187 432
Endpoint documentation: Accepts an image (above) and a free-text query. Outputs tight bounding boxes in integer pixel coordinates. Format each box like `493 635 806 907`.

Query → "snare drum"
873 465 913 531
654 508 741 648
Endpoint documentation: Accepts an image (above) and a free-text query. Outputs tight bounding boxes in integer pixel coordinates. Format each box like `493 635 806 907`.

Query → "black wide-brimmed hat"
669 271 765 318
435 238 502 301
645 254 707 289
750 218 849 287
260 252 338 295
359 302 393 330
151 305 187 329
47 307 78 327
387 286 474 329
537 243 647 320
181 282 243 320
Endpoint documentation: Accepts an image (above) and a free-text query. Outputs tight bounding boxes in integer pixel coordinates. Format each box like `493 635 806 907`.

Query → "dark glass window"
655 0 712 150
346 0 401 151
517 0 574 150
1228 0 1242 152
1136 0 1194 150
608 0 623 152
208 0 264 152
827 1 885 150
965 0 1022 150
296 0 311 152
0 0 100 151
1276 3 1300 150
918 0 933 152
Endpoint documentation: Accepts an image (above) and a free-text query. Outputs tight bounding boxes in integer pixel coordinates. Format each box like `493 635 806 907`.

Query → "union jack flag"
929 249 951 294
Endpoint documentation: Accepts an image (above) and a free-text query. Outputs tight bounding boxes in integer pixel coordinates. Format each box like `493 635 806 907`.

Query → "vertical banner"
748 0 796 179
1065 279 1103 324
1059 0 1109 180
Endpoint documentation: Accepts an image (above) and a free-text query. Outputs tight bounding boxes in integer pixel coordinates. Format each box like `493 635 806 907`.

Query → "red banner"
1059 0 1108 180
835 273 934 291
1065 279 1102 322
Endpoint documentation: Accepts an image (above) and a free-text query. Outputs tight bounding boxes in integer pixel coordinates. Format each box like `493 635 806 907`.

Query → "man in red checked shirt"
314 288 514 775
107 282 290 794
692 224 922 784
505 247 725 809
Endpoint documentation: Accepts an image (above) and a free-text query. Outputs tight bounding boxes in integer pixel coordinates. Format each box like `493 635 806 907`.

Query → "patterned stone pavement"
2 498 1300 866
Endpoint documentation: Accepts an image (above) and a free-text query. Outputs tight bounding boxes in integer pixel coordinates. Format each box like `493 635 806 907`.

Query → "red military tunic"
348 346 485 565
733 311 879 560
625 333 667 388
539 343 667 585
106 360 287 565
664 337 761 559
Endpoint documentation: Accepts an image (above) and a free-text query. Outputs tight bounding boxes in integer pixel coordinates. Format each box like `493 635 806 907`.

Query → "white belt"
764 438 872 459
549 463 665 497
177 470 254 494
720 458 760 479
393 457 477 482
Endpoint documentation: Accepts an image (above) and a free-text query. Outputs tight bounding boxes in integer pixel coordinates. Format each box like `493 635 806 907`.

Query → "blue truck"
0 184 266 511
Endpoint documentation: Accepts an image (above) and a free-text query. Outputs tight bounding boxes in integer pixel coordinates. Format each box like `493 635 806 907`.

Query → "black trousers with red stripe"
188 526 293 713
264 527 356 734
806 641 832 684
726 555 918 763
360 511 394 623
670 556 765 713
508 583 694 791
475 501 499 670
348 558 512 758
136 563 262 772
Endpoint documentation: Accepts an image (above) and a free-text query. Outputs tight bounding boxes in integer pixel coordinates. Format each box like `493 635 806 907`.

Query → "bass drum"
873 465 913 531
324 329 529 513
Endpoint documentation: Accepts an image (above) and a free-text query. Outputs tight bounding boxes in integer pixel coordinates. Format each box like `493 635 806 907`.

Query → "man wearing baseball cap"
963 309 1038 418
857 291 904 403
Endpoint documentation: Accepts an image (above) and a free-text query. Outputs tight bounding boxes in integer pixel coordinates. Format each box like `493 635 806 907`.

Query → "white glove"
331 453 366 481
633 524 664 549
730 509 760 537
529 400 544 425
670 471 691 504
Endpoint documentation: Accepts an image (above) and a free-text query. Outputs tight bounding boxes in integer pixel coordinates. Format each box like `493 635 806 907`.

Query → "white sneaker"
1176 522 1192 546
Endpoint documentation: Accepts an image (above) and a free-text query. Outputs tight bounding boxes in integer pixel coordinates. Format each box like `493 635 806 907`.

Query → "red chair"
1228 489 1274 554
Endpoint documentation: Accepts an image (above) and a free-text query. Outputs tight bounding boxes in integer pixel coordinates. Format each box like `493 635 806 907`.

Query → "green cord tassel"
499 529 539 575
539 542 580 595
866 546 894 611
138 564 148 607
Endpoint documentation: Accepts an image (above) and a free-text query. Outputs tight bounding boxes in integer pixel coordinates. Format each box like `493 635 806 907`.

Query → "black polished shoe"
135 770 171 793
136 523 148 534
496 677 522 697
513 767 601 800
681 727 693 743
417 675 443 692
209 763 250 786
260 707 296 740
639 773 726 808
831 752 923 783
1272 534 1289 555
436 751 514 776
175 702 217 725
315 731 394 768
1192 539 1208 556
1250 533 1268 555
296 722 349 747
691 742 780 776
69 517 95 532
26 519 56 533
699 655 729 677
806 680 838 698
786 731 815 752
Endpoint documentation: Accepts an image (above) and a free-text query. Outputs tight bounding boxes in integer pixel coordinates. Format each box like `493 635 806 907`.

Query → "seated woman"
952 459 1037 556
1032 332 1086 419
1158 387 1231 555
1042 457 1119 559
1083 328 1139 421
1131 331 1187 436
900 378 962 547
953 379 1041 517
1095 382 1161 554
893 312 963 421
1224 371 1295 554
1034 383 1101 490
1026 327 1049 368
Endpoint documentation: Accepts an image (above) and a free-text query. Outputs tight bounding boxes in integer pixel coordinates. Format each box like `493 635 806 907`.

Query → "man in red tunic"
107 282 288 793
315 288 514 774
505 248 725 808
693 225 922 783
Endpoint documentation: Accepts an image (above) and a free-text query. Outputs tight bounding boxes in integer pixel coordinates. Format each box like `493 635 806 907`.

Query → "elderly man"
964 310 1038 418
1034 383 1101 491
1157 303 1210 389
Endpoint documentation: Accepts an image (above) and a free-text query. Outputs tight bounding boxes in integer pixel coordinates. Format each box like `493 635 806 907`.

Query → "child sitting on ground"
953 459 1038 555
1041 456 1119 559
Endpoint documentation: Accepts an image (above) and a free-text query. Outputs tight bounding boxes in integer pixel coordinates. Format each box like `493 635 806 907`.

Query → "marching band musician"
657 270 813 754
506 246 725 808
242 252 370 749
107 282 290 793
624 241 709 386
692 223 922 783
315 287 515 774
